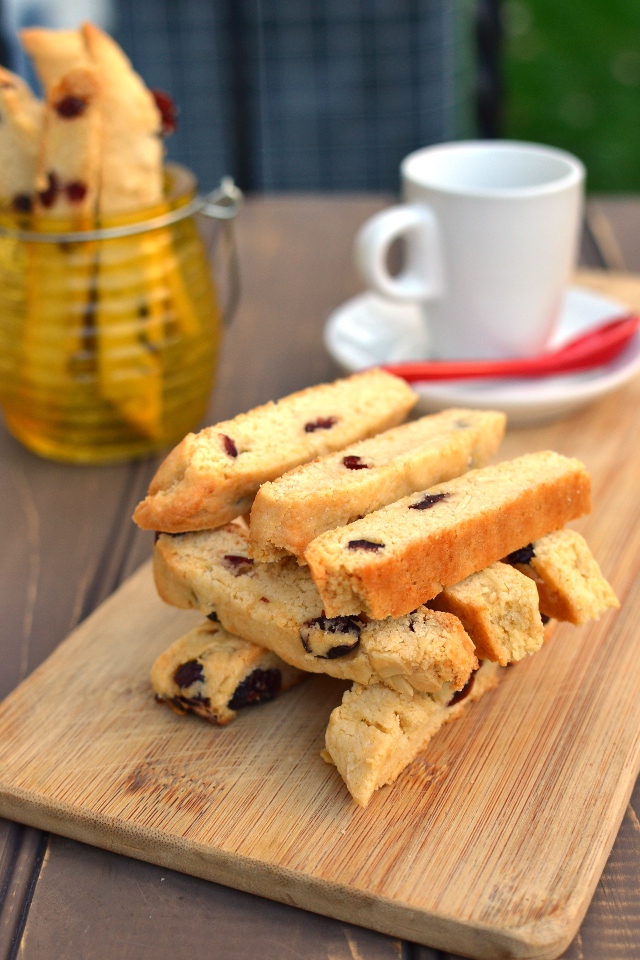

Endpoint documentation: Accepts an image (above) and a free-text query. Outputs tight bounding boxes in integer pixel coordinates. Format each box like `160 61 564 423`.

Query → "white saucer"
324 286 640 426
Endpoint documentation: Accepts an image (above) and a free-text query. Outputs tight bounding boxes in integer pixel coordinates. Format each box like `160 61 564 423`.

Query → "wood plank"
18 836 402 960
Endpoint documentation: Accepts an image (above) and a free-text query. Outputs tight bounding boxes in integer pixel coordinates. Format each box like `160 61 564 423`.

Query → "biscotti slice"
154 524 477 693
135 369 417 533
304 451 591 620
429 562 544 665
151 620 305 725
323 661 501 806
0 67 43 210
505 529 619 625
21 28 101 217
249 408 506 561
81 23 164 214
21 28 90 88
35 64 102 217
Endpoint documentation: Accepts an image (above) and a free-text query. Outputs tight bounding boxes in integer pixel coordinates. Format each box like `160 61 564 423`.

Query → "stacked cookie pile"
134 370 619 806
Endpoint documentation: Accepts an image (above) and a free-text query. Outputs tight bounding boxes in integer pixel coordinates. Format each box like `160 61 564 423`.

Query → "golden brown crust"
512 528 619 625
305 452 592 619
249 409 506 560
429 562 544 665
134 370 417 533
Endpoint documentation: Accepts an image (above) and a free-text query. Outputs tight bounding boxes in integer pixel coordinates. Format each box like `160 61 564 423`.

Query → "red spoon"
383 314 640 383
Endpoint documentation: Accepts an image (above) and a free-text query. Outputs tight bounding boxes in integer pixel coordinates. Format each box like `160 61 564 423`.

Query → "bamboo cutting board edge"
0 767 621 960
0 559 637 960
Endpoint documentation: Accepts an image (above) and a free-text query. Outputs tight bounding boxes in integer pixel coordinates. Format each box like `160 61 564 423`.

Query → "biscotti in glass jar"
0 165 237 464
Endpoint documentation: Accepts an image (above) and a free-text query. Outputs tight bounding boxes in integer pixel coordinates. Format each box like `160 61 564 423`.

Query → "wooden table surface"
0 195 638 960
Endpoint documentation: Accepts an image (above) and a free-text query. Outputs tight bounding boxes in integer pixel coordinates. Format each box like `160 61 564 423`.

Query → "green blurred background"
505 0 640 193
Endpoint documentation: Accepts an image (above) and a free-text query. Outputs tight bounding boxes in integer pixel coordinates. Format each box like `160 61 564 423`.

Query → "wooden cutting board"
1 278 639 960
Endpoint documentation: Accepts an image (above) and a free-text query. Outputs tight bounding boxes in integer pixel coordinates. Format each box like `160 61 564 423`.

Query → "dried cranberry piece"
38 172 60 208
449 669 477 706
347 539 384 551
342 455 369 470
260 596 270 603
222 554 254 576
65 181 87 203
220 433 238 457
173 659 205 688
151 88 178 135
55 95 88 118
410 492 449 511
304 416 338 433
300 615 361 658
12 193 32 213
228 668 281 710
504 543 536 565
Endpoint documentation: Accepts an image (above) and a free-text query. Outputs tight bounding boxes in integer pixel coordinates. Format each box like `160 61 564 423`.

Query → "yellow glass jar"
0 164 237 464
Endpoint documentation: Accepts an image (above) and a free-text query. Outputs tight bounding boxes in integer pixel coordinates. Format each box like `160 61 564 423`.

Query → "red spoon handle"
384 315 639 382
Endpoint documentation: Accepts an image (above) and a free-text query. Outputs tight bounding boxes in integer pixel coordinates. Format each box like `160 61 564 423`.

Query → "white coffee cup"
355 140 585 360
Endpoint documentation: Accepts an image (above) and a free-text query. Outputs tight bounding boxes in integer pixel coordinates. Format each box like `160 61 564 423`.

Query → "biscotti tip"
133 369 417 533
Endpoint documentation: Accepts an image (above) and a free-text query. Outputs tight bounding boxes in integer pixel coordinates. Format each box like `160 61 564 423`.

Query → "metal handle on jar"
198 177 243 222
198 178 243 326
0 177 243 241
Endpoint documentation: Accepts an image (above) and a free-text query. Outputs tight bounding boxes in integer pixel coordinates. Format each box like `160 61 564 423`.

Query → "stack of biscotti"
136 368 619 807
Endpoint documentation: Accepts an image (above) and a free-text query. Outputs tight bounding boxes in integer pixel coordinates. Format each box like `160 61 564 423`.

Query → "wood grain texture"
0 196 637 960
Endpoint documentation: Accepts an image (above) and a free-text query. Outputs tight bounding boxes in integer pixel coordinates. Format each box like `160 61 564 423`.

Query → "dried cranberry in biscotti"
347 539 384 551
12 193 32 213
342 455 370 470
220 433 238 457
173 659 205 688
228 668 281 709
55 95 88 118
65 181 88 203
304 416 338 433
504 543 536 565
151 89 177 135
38 172 60 208
300 615 361 658
222 554 254 576
409 492 449 511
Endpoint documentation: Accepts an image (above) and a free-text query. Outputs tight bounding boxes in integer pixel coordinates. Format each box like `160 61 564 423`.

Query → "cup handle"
355 204 444 302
